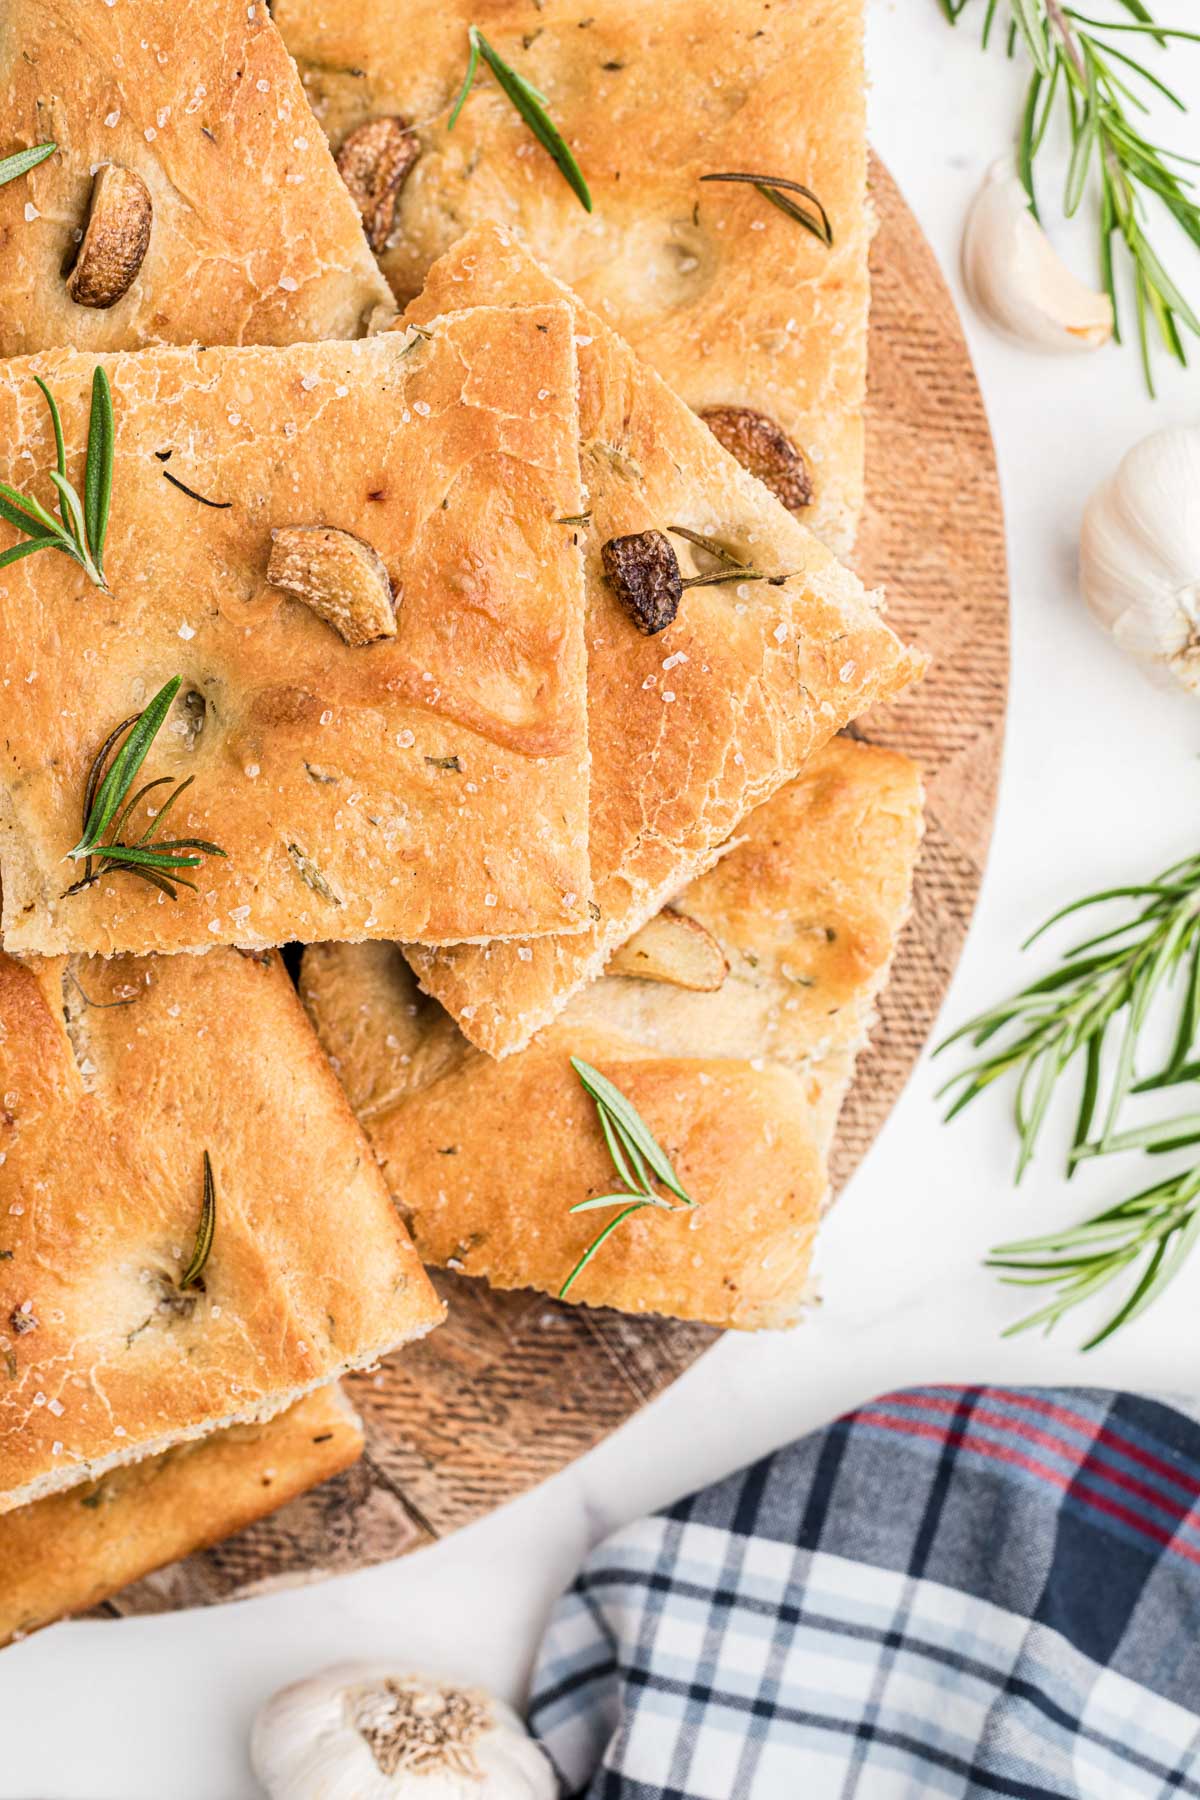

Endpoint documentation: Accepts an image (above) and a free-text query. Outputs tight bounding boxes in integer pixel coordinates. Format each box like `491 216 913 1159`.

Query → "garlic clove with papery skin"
962 161 1114 352
250 1662 557 1799
1080 426 1200 693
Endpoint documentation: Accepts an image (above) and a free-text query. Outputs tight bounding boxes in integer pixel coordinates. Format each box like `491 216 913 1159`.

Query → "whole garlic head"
1080 426 1200 692
251 1662 557 1800
963 161 1113 352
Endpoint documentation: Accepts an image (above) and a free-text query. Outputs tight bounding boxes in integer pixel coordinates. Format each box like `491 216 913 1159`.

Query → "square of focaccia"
275 0 869 552
0 0 392 357
0 948 443 1515
0 307 591 955
0 1386 363 1647
302 738 923 1331
400 228 922 1056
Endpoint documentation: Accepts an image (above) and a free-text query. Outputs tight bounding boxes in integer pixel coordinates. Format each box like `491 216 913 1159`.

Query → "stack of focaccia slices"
0 0 924 1636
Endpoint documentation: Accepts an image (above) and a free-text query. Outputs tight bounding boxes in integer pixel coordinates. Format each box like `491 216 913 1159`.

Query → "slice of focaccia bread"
302 738 923 1330
0 308 591 955
0 948 443 1515
0 0 392 357
275 0 870 552
0 1385 363 1647
400 228 923 1056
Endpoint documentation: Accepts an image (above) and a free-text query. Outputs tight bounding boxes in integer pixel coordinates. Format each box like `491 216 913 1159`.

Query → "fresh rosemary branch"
0 369 114 588
700 172 834 247
988 1164 1200 1348
0 143 56 188
179 1151 217 1290
449 26 593 213
939 848 1200 1343
64 676 227 901
560 1057 694 1298
939 0 1200 390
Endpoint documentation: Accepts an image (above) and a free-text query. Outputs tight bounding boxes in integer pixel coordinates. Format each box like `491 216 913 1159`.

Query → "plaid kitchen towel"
528 1386 1200 1798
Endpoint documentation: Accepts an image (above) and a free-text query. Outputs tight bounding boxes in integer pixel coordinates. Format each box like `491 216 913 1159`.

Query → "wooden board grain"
96 158 1009 1617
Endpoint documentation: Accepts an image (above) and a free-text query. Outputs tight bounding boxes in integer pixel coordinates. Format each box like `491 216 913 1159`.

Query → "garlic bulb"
1080 426 1200 692
962 161 1113 352
251 1662 556 1800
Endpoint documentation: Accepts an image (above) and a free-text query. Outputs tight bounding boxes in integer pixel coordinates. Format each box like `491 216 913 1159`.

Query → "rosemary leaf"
570 1058 692 1203
0 143 56 187
559 1060 696 1297
63 679 226 901
179 1152 216 1290
559 1202 648 1298
84 367 115 571
0 373 112 589
449 26 592 213
701 172 834 247
71 677 183 858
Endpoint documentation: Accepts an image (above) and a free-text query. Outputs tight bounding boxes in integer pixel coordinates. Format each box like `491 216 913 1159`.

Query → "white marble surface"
5 5 1200 1793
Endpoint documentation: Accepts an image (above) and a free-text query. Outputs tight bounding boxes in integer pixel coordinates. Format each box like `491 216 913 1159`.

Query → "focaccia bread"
302 738 923 1330
0 1385 363 1647
0 947 442 1514
401 229 923 1056
0 309 591 955
275 0 870 552
0 0 392 358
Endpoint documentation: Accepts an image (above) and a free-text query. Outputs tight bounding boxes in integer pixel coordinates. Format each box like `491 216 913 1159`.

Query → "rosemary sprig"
988 1165 1200 1348
0 368 114 589
179 1152 217 1290
939 0 1200 391
449 26 592 213
560 1057 694 1298
700 172 834 247
63 676 227 900
0 143 56 188
939 847 1200 1343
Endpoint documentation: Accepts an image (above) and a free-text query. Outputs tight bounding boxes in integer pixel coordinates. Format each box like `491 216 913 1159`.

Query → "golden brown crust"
0 309 591 954
0 0 392 355
0 947 442 1513
275 0 869 550
399 228 923 1055
302 738 923 1330
0 1386 363 1647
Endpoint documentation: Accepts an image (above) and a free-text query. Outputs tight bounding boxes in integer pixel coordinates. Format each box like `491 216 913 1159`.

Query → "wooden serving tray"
96 158 1009 1617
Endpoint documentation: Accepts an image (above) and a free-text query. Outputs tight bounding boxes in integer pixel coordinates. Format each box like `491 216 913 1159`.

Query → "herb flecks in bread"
0 311 591 955
301 739 924 1331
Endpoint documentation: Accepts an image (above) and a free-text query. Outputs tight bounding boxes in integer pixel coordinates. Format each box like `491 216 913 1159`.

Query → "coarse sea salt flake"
104 110 120 127
773 623 788 643
278 275 298 293
23 203 38 222
177 621 195 641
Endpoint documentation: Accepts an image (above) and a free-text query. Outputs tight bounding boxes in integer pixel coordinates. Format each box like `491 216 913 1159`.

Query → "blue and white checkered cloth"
528 1386 1200 1797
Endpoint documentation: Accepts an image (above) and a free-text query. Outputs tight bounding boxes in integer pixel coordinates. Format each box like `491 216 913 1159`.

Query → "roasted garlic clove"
601 529 683 634
267 526 397 647
962 161 1113 353
699 406 813 510
336 118 420 254
66 164 153 310
607 908 729 990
